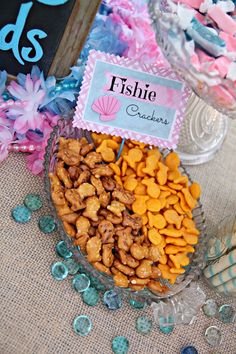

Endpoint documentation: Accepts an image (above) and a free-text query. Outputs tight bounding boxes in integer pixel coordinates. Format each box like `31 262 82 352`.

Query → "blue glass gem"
72 274 90 292
218 304 236 324
205 326 222 347
103 290 122 310
12 205 31 223
38 215 56 233
159 316 174 334
136 316 153 334
24 194 42 211
112 336 129 354
51 261 68 281
82 287 100 306
55 240 73 260
129 298 147 310
73 315 92 336
181 346 198 354
202 299 218 318
64 258 80 275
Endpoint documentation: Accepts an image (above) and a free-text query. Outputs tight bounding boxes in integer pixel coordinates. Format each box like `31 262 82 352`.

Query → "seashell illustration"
92 95 121 122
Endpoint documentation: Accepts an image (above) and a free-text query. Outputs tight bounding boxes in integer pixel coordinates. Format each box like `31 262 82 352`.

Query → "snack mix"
49 133 201 293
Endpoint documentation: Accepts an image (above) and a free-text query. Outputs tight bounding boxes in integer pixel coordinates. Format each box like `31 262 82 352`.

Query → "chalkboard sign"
0 0 101 77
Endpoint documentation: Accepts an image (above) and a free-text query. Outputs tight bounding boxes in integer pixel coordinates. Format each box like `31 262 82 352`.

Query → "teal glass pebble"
38 215 56 233
136 316 153 334
129 298 147 310
205 326 222 347
73 315 92 336
72 274 90 292
159 316 174 334
89 275 106 291
218 304 236 323
64 258 80 275
51 261 68 281
103 290 122 310
55 240 73 259
24 194 42 211
112 336 129 354
82 287 100 306
202 299 217 318
12 205 31 223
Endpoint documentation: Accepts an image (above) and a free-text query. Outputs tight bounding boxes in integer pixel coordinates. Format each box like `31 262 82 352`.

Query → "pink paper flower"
7 74 45 134
0 125 14 163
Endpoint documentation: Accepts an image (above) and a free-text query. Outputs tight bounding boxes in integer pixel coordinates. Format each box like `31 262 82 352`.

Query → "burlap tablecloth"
1 122 236 354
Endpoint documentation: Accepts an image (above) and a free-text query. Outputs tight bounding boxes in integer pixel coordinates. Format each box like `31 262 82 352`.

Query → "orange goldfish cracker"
185 245 195 253
142 225 148 237
148 228 162 245
159 254 168 264
167 169 181 181
158 235 166 249
147 148 161 160
165 245 189 254
185 210 193 219
137 161 146 177
134 182 147 195
167 259 175 268
125 167 135 176
173 203 185 215
168 182 183 191
166 237 187 246
148 212 166 229
105 139 119 151
156 162 168 185
114 175 123 186
160 185 177 195
142 178 160 198
160 190 171 198
132 195 149 215
142 214 148 225
186 228 200 236
159 228 183 237
124 176 138 191
112 136 122 143
146 198 161 212
99 147 115 162
121 160 128 176
166 195 179 205
120 144 129 157
177 192 191 212
174 175 188 185
182 231 199 245
123 148 143 169
169 252 189 269
182 188 196 209
164 209 182 229
189 182 201 200
182 217 196 229
158 264 178 284
170 267 185 274
130 140 147 149
165 152 180 170
109 163 121 176
115 156 123 166
159 197 167 209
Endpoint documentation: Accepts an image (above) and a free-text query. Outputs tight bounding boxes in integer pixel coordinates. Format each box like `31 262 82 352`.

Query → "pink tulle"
0 125 14 163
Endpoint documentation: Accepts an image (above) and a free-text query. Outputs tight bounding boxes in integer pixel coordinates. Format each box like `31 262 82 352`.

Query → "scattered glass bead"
218 304 236 324
38 215 56 233
112 336 129 354
82 287 100 306
64 258 80 275
12 205 31 223
89 275 106 291
205 326 222 347
103 290 122 310
55 240 73 260
136 316 153 335
51 261 68 281
24 194 42 211
181 345 198 354
72 274 90 292
73 315 92 336
202 299 218 318
159 316 174 334
129 298 147 310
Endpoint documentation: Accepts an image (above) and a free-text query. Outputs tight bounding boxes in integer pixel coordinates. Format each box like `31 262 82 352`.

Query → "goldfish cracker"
160 185 177 195
159 197 167 209
182 188 196 209
142 214 148 225
124 176 138 192
112 136 122 143
164 209 182 229
123 148 143 168
182 231 199 245
136 161 146 177
189 182 201 200
182 217 196 229
169 253 189 269
159 228 183 237
166 195 179 205
177 192 191 212
174 175 188 186
159 254 168 264
121 160 127 176
166 237 187 246
167 169 181 181
173 203 185 215
132 195 149 215
170 268 185 274
109 163 121 176
105 139 119 151
131 140 147 149
121 144 129 157
114 175 123 186
147 212 166 229
142 178 160 198
147 148 161 160
148 228 162 245
165 152 180 171
160 190 171 199
158 264 178 284
168 182 183 191
156 162 168 185
115 156 123 167
134 182 147 195
186 228 200 236
126 167 135 176
91 132 111 146
146 199 161 212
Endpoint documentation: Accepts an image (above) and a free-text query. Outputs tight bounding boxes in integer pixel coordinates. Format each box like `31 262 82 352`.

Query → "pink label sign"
73 50 191 149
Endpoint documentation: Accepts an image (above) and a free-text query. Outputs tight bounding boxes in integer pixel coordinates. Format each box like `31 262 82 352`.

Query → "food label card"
73 50 190 149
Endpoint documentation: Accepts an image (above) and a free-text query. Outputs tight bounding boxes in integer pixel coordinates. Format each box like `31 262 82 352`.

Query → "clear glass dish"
44 117 207 302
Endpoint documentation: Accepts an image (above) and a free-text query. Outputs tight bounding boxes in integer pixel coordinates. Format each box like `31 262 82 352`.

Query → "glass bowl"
44 117 207 302
148 0 236 118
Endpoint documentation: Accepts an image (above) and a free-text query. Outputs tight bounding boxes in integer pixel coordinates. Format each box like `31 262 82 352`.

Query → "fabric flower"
0 125 14 163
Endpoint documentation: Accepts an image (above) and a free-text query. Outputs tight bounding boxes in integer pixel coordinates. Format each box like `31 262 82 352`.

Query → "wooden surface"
49 0 101 78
